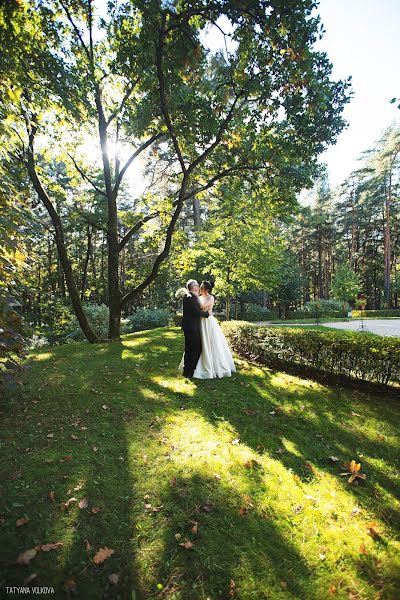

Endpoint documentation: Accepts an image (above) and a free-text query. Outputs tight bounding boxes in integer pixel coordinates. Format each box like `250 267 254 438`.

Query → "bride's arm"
201 296 215 313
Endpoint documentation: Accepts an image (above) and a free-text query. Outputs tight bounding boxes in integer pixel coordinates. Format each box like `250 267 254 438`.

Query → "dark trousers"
183 328 202 377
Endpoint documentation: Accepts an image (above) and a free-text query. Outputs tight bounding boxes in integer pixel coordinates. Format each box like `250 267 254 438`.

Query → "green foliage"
352 309 400 318
242 304 278 322
331 264 362 304
123 308 171 333
0 298 27 391
222 321 400 386
69 304 109 341
305 298 349 318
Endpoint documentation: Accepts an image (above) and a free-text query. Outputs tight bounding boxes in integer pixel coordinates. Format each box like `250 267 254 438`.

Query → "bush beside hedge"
352 309 400 318
123 308 171 332
222 321 400 386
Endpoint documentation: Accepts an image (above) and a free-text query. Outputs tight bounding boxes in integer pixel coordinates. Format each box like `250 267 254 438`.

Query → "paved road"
321 319 400 337
254 319 400 337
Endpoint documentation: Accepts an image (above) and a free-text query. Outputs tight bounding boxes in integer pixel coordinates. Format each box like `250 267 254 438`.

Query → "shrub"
352 309 400 318
241 303 278 322
123 308 171 333
69 304 109 340
221 321 400 386
305 299 349 316
173 312 183 328
0 296 28 391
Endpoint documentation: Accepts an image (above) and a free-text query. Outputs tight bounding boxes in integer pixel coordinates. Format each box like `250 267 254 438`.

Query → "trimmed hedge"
352 309 400 318
222 321 400 387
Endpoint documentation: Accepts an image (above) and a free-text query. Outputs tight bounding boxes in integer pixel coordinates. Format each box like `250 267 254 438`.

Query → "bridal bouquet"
175 288 190 300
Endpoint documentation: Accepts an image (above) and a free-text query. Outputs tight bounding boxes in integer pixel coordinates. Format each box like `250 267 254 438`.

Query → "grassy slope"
0 327 399 600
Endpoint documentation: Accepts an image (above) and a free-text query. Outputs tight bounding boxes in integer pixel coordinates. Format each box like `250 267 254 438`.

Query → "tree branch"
121 175 190 306
155 12 186 173
106 80 139 127
59 0 92 64
113 132 165 195
118 212 160 252
67 152 107 196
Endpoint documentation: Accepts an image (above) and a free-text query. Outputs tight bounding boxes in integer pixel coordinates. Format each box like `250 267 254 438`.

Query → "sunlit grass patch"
0 326 399 599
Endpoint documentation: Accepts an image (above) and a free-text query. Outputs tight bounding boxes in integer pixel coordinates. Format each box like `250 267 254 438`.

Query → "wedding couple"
176 279 236 379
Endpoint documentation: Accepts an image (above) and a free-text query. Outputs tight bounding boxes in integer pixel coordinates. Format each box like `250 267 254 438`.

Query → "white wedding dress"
180 295 236 379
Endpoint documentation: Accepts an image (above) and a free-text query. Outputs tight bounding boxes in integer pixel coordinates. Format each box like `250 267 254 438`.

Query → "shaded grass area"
0 327 399 599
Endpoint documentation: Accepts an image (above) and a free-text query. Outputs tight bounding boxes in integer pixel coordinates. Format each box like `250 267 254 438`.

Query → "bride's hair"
200 280 213 293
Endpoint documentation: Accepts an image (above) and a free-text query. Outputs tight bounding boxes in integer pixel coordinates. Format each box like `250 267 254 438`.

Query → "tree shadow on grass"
143 473 311 600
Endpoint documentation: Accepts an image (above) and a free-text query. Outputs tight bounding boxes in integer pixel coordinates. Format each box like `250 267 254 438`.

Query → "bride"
180 280 236 379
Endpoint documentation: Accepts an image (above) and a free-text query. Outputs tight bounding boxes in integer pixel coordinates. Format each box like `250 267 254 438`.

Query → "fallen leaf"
329 456 340 462
170 477 177 487
351 411 361 417
243 408 258 416
350 507 360 517
293 474 300 482
231 438 240 445
93 547 115 565
328 585 337 594
92 446 98 452
63 579 77 593
179 540 194 549
341 460 366 484
214 473 222 480
109 573 119 585
366 522 380 539
23 573 37 584
16 517 29 527
319 553 326 560
61 455 72 461
303 462 313 470
46 433 54 438
70 434 79 441
143 494 150 500
17 549 37 565
91 506 101 514
229 579 236 597
190 521 198 534
85 539 91 551
78 498 88 509
359 543 368 555
239 507 248 516
304 495 318 502
174 533 181 540
73 482 84 492
243 458 261 469
280 581 287 589
40 542 63 551
102 405 109 410
62 497 78 509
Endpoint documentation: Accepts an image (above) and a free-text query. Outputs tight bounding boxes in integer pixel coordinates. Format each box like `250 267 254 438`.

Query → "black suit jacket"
182 293 209 331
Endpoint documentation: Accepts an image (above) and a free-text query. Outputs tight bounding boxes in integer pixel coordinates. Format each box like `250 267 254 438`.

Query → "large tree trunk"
81 225 93 301
96 88 121 341
193 196 201 228
26 126 97 343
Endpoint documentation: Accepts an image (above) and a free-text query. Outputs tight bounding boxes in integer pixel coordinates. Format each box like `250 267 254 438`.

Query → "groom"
182 279 209 378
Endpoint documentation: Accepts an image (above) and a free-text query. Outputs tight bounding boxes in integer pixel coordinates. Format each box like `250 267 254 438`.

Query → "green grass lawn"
1 327 399 599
